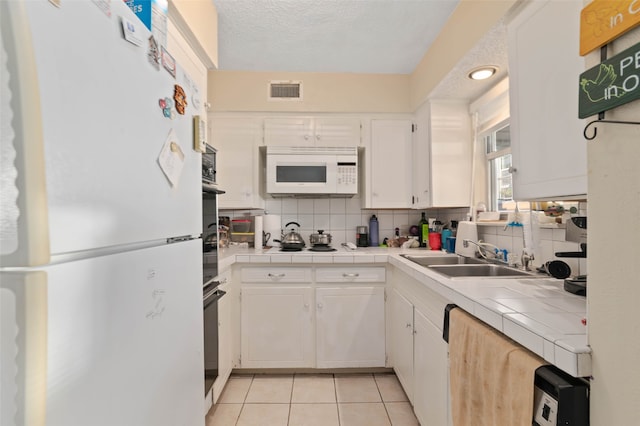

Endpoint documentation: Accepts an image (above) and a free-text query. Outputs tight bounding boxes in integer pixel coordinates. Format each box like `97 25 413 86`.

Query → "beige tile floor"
206 373 420 426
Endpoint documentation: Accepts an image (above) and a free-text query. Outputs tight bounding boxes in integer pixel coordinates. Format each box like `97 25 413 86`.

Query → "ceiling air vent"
268 80 303 101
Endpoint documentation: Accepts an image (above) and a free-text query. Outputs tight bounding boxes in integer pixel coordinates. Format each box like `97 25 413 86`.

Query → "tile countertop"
217 245 591 378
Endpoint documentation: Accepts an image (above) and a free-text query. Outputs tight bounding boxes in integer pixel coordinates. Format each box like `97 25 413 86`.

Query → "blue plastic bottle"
369 215 379 247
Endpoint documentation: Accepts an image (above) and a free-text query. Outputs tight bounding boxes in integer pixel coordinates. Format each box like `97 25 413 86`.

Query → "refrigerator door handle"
166 235 196 244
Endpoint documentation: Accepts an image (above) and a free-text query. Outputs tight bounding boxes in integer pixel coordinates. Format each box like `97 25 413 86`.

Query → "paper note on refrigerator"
157 129 184 187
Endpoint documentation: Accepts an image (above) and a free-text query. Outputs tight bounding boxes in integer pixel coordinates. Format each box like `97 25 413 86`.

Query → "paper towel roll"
262 214 281 247
254 215 263 249
455 221 478 257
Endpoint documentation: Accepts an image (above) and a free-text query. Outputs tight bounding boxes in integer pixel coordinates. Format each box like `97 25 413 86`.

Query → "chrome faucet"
463 239 508 264
462 239 484 250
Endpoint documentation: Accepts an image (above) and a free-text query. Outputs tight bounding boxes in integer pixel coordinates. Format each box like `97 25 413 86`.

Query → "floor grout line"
210 372 415 426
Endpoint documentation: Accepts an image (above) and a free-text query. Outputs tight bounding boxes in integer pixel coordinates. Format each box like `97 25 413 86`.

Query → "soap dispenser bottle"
369 215 379 247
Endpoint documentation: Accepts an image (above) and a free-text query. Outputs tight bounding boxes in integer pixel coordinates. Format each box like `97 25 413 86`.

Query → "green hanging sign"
578 41 640 119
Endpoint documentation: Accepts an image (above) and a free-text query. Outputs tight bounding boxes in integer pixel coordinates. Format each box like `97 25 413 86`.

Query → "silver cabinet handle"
508 166 517 173
406 323 412 328
267 273 285 278
342 273 360 278
317 303 323 309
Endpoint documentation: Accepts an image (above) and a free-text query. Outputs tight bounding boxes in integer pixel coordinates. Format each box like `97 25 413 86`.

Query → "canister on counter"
429 232 442 250
356 226 369 247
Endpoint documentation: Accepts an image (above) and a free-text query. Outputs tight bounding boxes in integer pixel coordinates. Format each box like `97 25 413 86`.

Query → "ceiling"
211 0 509 101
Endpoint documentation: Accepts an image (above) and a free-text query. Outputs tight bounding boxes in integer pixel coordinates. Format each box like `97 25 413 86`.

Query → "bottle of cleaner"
418 212 429 248
369 215 379 247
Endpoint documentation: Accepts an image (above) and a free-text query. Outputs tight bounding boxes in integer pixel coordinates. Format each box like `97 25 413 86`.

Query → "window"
485 124 513 211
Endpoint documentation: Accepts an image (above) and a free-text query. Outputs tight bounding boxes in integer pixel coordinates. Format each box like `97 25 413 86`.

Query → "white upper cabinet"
507 0 586 200
365 119 413 208
209 116 265 210
413 100 472 209
264 117 361 147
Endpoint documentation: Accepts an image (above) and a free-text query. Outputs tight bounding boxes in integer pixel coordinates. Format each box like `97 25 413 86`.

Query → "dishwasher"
443 304 590 425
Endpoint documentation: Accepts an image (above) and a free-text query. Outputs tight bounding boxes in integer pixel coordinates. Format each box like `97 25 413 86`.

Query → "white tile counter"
216 245 591 378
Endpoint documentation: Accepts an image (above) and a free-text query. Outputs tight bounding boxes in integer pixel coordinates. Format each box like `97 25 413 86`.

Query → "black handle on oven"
203 288 226 308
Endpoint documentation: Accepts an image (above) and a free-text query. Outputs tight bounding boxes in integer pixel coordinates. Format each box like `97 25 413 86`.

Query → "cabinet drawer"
241 267 312 283
315 267 386 283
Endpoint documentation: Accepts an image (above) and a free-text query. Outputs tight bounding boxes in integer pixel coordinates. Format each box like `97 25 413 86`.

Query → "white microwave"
266 146 358 196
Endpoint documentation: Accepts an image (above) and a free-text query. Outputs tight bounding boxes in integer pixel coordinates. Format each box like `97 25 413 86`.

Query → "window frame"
482 121 513 212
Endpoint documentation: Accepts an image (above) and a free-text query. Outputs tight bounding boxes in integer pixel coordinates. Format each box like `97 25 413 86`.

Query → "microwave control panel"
336 162 358 193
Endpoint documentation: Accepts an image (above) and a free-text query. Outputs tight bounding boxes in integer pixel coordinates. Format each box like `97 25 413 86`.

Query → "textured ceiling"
429 19 508 100
211 0 509 101
212 0 461 74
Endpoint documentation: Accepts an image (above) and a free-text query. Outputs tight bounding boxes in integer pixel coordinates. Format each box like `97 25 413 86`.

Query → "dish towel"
449 308 546 426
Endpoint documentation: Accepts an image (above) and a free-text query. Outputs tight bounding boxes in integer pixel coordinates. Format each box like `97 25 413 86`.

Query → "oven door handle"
203 288 226 308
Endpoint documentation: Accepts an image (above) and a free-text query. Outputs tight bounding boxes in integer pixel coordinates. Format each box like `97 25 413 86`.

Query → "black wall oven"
203 280 226 396
202 165 225 397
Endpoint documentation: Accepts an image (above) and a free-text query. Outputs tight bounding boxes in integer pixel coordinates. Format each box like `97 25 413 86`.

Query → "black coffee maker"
556 217 587 296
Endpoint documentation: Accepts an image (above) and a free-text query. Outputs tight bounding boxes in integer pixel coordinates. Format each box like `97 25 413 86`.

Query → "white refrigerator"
1 1 205 425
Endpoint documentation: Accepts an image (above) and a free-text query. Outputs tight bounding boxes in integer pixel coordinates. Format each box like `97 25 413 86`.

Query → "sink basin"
428 264 537 278
400 254 485 267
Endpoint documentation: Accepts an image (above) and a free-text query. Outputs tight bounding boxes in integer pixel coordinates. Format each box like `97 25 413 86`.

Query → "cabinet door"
240 286 314 368
412 104 432 209
316 286 386 368
508 0 586 199
264 117 314 146
313 117 361 146
390 289 415 402
264 117 361 147
368 120 413 208
413 309 449 426
429 101 472 207
210 117 264 209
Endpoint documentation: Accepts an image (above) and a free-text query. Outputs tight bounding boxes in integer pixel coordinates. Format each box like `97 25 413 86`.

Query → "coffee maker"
556 217 587 296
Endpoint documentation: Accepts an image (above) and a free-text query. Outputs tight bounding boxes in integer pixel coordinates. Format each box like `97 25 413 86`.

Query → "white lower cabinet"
316 286 386 368
391 268 451 426
390 289 415 402
240 286 314 368
238 265 386 369
413 308 449 426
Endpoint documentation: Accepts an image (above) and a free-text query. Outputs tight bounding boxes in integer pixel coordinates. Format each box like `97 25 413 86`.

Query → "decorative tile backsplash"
222 199 588 275
222 195 468 246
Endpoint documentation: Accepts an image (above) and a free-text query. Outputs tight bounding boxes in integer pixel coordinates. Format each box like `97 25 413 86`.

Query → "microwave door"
267 157 337 194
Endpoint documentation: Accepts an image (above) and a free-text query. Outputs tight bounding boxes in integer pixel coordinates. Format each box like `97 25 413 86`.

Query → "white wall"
208 71 411 113
586 25 640 423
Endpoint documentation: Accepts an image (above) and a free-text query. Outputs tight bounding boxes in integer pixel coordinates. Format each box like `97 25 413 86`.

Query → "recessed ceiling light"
468 66 498 80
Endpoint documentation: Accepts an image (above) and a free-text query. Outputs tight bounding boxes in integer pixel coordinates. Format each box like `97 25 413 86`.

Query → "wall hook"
583 119 640 141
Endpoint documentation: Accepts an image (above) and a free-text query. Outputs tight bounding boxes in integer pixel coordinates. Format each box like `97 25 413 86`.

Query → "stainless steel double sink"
400 254 540 279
